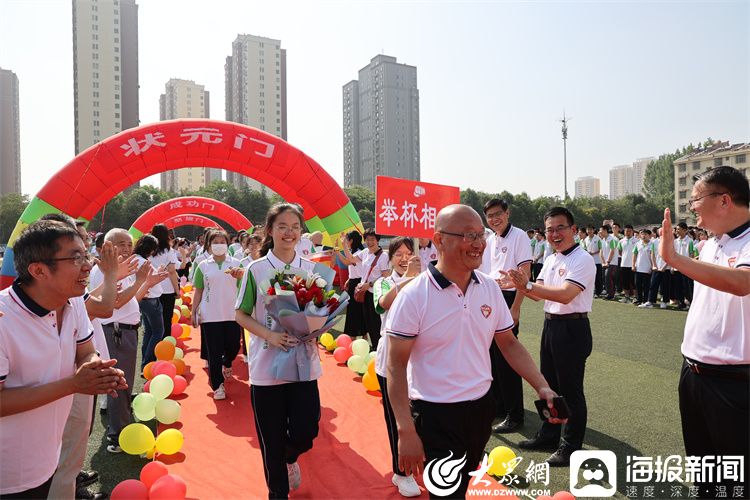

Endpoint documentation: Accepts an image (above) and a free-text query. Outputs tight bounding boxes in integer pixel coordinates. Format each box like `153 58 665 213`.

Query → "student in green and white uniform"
532 230 546 281
617 225 638 301
191 230 242 400
234 203 319 499
632 229 654 305
228 230 246 258
672 222 698 309
584 226 603 296
372 237 421 498
600 225 620 300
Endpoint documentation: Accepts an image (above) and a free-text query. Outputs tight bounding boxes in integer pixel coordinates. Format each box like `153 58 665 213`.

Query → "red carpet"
158 328 517 499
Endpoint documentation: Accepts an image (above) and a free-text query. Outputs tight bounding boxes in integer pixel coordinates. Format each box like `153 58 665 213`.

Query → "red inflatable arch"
2 120 363 288
164 214 221 231
129 196 251 239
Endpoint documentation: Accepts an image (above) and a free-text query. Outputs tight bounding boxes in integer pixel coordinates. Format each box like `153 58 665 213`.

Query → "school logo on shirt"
558 267 566 277
728 257 737 268
481 304 492 318
501 247 508 253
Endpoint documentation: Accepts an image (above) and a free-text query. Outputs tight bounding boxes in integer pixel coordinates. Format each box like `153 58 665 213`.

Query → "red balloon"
552 492 576 500
111 479 149 500
170 323 183 338
143 380 151 393
333 346 351 363
537 496 554 500
153 361 177 379
336 334 352 348
140 461 169 489
171 375 187 396
149 474 187 500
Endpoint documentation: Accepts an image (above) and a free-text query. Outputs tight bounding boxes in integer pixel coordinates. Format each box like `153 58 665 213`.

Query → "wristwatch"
525 281 533 292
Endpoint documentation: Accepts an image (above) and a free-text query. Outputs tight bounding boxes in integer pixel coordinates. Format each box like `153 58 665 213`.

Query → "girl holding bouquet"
372 237 422 497
191 229 242 400
235 203 320 499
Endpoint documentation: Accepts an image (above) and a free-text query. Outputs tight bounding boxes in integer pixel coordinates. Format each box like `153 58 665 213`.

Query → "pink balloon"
111 479 149 500
552 492 576 500
336 334 352 348
140 461 169 489
153 361 177 379
143 380 151 392
333 346 350 363
170 323 182 338
150 474 187 500
171 375 187 395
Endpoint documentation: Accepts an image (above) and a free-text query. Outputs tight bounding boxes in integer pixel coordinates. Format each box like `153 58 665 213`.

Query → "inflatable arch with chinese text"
0 120 363 289
129 196 252 240
164 214 221 231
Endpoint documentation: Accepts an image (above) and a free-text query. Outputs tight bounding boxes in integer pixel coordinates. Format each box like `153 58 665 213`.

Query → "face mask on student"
211 243 228 256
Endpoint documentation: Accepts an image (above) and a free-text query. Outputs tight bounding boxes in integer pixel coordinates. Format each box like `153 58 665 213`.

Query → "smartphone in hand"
534 396 570 420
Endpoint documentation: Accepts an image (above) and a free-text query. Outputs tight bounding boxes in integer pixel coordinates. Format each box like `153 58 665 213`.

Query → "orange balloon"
171 358 186 376
362 372 380 391
143 361 156 380
367 359 376 377
171 311 179 324
154 340 176 361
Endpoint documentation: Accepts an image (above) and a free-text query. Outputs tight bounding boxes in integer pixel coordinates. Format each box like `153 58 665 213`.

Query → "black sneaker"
75 487 108 500
518 434 559 451
76 470 99 488
545 445 576 467
492 418 523 434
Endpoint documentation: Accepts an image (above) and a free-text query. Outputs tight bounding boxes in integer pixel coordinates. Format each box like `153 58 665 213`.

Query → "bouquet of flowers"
260 263 349 381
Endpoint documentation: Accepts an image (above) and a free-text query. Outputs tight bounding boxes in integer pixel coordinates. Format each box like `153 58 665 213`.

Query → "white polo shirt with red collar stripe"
385 264 514 403
479 224 534 289
0 281 94 495
537 244 596 314
682 221 750 365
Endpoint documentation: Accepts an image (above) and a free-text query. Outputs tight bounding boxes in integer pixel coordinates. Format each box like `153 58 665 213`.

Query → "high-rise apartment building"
224 34 286 191
574 176 601 198
343 55 420 190
158 78 219 192
73 0 139 188
632 157 655 195
673 141 749 224
0 68 21 195
609 165 634 200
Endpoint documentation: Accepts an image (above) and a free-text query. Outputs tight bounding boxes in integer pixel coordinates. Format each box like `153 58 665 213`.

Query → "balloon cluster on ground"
320 333 380 392
111 462 187 500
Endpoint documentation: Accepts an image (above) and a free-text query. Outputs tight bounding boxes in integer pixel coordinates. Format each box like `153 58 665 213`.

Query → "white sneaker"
660 302 667 309
638 302 654 308
213 384 226 400
392 474 421 497
286 462 301 490
222 366 233 380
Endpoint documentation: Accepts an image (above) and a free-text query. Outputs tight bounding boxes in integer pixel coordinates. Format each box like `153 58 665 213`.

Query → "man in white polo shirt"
386 205 559 498
479 199 533 434
503 207 596 467
659 166 749 499
0 221 126 498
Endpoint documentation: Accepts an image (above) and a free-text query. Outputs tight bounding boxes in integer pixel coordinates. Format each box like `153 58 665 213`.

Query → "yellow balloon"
367 359 376 377
326 341 337 352
118 423 156 455
319 333 334 347
488 446 517 476
362 372 380 391
155 428 184 455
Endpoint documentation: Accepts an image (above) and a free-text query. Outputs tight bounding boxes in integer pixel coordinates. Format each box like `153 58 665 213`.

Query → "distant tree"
0 193 29 243
345 186 376 213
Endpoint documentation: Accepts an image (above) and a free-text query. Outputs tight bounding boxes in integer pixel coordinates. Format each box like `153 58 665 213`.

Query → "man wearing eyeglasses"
0 221 127 498
386 204 560 498
478 199 533 435
659 166 749 499
501 207 595 467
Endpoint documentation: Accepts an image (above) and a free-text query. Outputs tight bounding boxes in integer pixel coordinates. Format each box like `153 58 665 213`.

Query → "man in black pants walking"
503 207 596 467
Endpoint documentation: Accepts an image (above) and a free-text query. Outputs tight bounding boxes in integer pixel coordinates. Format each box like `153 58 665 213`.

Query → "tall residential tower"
0 68 21 195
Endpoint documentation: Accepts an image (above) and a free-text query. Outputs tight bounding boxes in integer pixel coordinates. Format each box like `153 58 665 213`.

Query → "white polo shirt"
295 238 314 258
235 250 321 386
618 237 638 267
151 248 180 294
189 250 209 281
652 237 670 271
537 245 596 314
533 240 546 263
361 248 390 284
385 265 514 403
419 243 438 273
373 271 411 378
673 236 697 273
479 225 533 281
633 240 654 273
228 242 243 257
682 221 750 365
89 265 141 325
193 255 241 323
601 235 620 266
0 282 93 495
133 254 161 299
347 248 366 280
584 235 602 265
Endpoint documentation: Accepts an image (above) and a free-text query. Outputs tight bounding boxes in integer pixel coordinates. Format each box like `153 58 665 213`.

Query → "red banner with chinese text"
375 176 460 238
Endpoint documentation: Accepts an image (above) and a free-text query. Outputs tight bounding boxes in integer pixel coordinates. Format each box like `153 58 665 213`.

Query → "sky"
1 0 748 200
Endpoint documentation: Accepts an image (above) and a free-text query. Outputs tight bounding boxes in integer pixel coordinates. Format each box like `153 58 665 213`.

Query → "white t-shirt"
133 254 161 299
633 240 654 273
360 248 390 284
0 285 93 495
385 265 514 403
347 248 366 280
682 222 750 364
537 245 596 314
193 256 242 323
235 250 321 386
479 225 534 289
651 237 670 271
295 238 314 258
89 265 141 325
151 248 180 294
